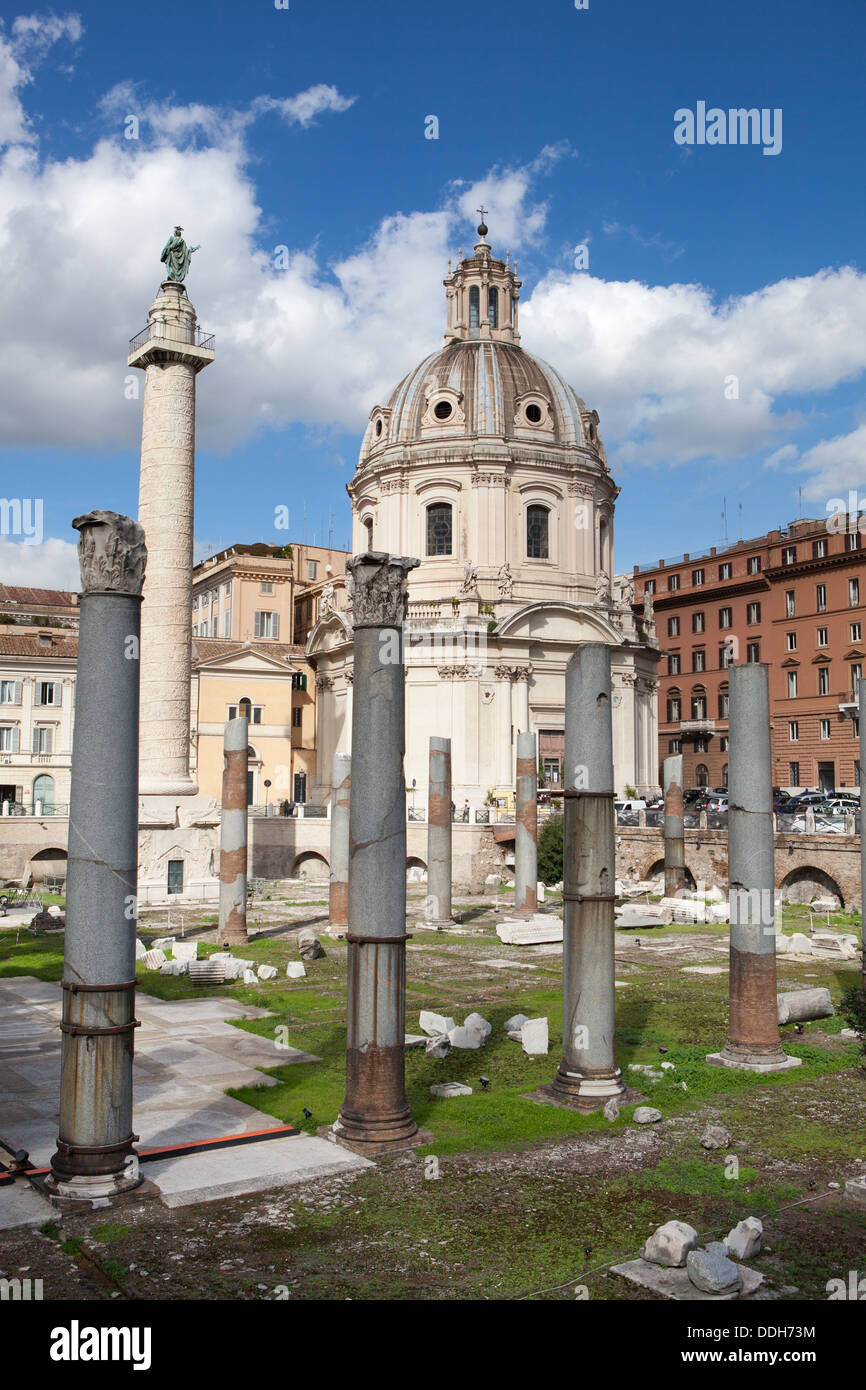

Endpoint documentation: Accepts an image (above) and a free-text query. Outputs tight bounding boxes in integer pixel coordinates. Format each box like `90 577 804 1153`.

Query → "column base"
414 918 458 931
535 1067 627 1113
318 1121 433 1157
706 1049 802 1074
139 776 199 798
43 1167 145 1205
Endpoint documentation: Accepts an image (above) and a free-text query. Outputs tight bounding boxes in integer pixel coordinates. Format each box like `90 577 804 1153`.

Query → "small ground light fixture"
302 1107 313 1121
479 1076 490 1090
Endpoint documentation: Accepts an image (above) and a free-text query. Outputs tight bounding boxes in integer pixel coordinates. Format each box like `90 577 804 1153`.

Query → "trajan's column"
129 230 218 898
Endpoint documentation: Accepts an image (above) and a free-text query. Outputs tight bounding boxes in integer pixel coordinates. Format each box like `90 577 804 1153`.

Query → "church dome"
357 223 606 472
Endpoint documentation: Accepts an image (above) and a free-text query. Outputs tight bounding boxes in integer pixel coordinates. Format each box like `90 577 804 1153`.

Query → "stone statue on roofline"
160 226 200 282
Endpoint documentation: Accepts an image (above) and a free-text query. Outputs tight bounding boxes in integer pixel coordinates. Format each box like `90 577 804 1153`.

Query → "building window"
816 584 826 613
695 736 709 753
668 738 682 754
695 763 709 788
789 761 800 785
692 612 705 633
167 860 184 895
260 581 273 594
34 682 60 706
818 667 830 695
291 672 307 691
851 663 862 690
644 579 656 594
693 649 706 673
526 505 549 559
850 578 860 606
847 532 861 552
786 590 795 618
719 562 732 580
851 622 862 642
292 707 302 728
788 671 798 698
668 573 680 591
718 687 729 718
254 611 279 638
668 653 680 676
0 726 20 752
692 568 705 586
720 642 735 669
667 692 681 722
224 581 232 597
0 681 22 705
469 285 480 329
817 627 828 646
667 616 680 637
719 737 729 754
228 704 262 724
789 720 799 741
307 561 318 581
488 287 498 328
32 726 54 754
782 546 797 565
747 601 761 624
813 538 828 559
747 642 760 663
223 611 231 637
747 556 761 575
426 503 453 556
363 517 373 549
718 607 732 629
786 632 797 651
691 690 707 720
820 718 831 740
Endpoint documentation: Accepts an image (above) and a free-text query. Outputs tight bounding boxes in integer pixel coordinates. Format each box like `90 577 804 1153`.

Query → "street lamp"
264 778 271 815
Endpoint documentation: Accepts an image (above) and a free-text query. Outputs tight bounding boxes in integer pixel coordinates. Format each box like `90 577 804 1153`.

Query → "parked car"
703 794 728 812
785 791 826 810
615 798 647 813
683 789 705 804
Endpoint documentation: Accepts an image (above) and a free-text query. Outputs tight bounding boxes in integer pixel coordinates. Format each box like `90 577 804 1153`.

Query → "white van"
615 798 647 813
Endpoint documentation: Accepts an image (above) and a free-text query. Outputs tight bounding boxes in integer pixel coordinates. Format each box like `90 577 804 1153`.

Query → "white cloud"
1 43 864 514
0 536 79 588
781 424 866 502
0 12 81 147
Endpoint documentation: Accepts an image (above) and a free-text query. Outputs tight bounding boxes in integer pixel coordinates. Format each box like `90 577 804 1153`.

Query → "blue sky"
0 0 864 585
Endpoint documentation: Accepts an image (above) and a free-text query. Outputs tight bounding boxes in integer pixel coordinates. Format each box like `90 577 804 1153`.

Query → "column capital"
346 552 419 629
73 511 147 597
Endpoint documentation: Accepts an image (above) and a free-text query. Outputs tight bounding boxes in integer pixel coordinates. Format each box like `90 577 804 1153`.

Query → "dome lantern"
444 214 521 345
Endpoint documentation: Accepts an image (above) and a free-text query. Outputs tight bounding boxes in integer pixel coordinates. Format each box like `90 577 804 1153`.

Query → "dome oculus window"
426 503 453 556
375 418 383 437
525 403 543 424
433 400 453 421
526 504 549 560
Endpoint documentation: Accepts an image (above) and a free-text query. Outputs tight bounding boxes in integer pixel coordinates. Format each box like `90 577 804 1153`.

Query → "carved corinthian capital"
346 551 419 629
73 510 147 597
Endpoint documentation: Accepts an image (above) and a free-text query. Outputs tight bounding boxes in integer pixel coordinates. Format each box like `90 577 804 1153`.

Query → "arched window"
526 505 549 559
488 288 498 328
426 503 452 556
363 516 373 550
469 286 480 330
695 763 709 788
32 773 55 812
238 697 252 720
690 686 707 720
667 688 681 723
721 763 728 788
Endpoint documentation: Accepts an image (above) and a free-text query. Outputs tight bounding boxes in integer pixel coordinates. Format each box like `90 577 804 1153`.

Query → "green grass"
91 1222 132 1244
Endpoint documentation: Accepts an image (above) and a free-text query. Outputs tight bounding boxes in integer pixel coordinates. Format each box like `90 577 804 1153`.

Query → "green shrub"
538 815 564 886
840 985 866 1066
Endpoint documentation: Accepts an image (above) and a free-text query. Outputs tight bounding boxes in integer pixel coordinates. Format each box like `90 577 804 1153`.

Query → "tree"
537 815 564 886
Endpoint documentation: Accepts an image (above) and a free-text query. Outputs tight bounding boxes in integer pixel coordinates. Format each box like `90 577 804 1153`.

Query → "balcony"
680 718 716 735
128 319 215 370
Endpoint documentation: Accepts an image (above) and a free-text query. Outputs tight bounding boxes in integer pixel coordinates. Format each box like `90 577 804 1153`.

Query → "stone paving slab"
144 1133 372 1208
611 1258 765 1300
0 1180 56 1230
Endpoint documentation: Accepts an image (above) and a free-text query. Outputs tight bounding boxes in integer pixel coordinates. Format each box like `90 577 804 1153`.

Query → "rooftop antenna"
738 503 743 541
799 486 803 519
721 498 728 547
328 508 334 549
303 502 307 544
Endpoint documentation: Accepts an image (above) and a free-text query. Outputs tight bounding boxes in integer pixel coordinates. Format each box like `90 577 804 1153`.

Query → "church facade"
306 225 661 805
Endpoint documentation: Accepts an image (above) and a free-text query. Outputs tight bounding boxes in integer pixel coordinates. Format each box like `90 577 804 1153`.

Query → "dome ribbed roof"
359 339 597 466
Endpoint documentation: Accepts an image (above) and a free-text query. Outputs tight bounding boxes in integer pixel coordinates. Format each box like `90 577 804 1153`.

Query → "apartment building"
0 632 77 812
191 542 348 647
634 516 866 792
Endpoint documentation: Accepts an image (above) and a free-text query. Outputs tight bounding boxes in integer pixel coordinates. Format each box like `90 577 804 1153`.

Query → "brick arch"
641 856 696 889
778 865 844 909
291 851 329 882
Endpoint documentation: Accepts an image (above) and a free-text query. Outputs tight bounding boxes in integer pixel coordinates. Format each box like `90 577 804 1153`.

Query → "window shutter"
272 613 279 639
12 727 19 752
32 728 39 753
14 682 22 705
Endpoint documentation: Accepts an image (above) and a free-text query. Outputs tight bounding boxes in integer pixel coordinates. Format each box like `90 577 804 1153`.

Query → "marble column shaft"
426 737 453 926
329 752 351 929
663 753 685 897
514 730 538 913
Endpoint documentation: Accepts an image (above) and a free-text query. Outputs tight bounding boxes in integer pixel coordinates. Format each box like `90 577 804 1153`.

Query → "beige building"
192 542 348 646
0 632 77 814
192 637 317 806
0 585 80 631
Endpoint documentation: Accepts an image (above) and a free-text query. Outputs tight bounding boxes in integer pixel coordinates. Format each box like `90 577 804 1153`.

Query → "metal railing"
128 321 215 355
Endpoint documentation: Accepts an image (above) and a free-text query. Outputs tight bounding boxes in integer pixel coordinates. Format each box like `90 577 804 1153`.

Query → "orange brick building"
633 516 866 793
